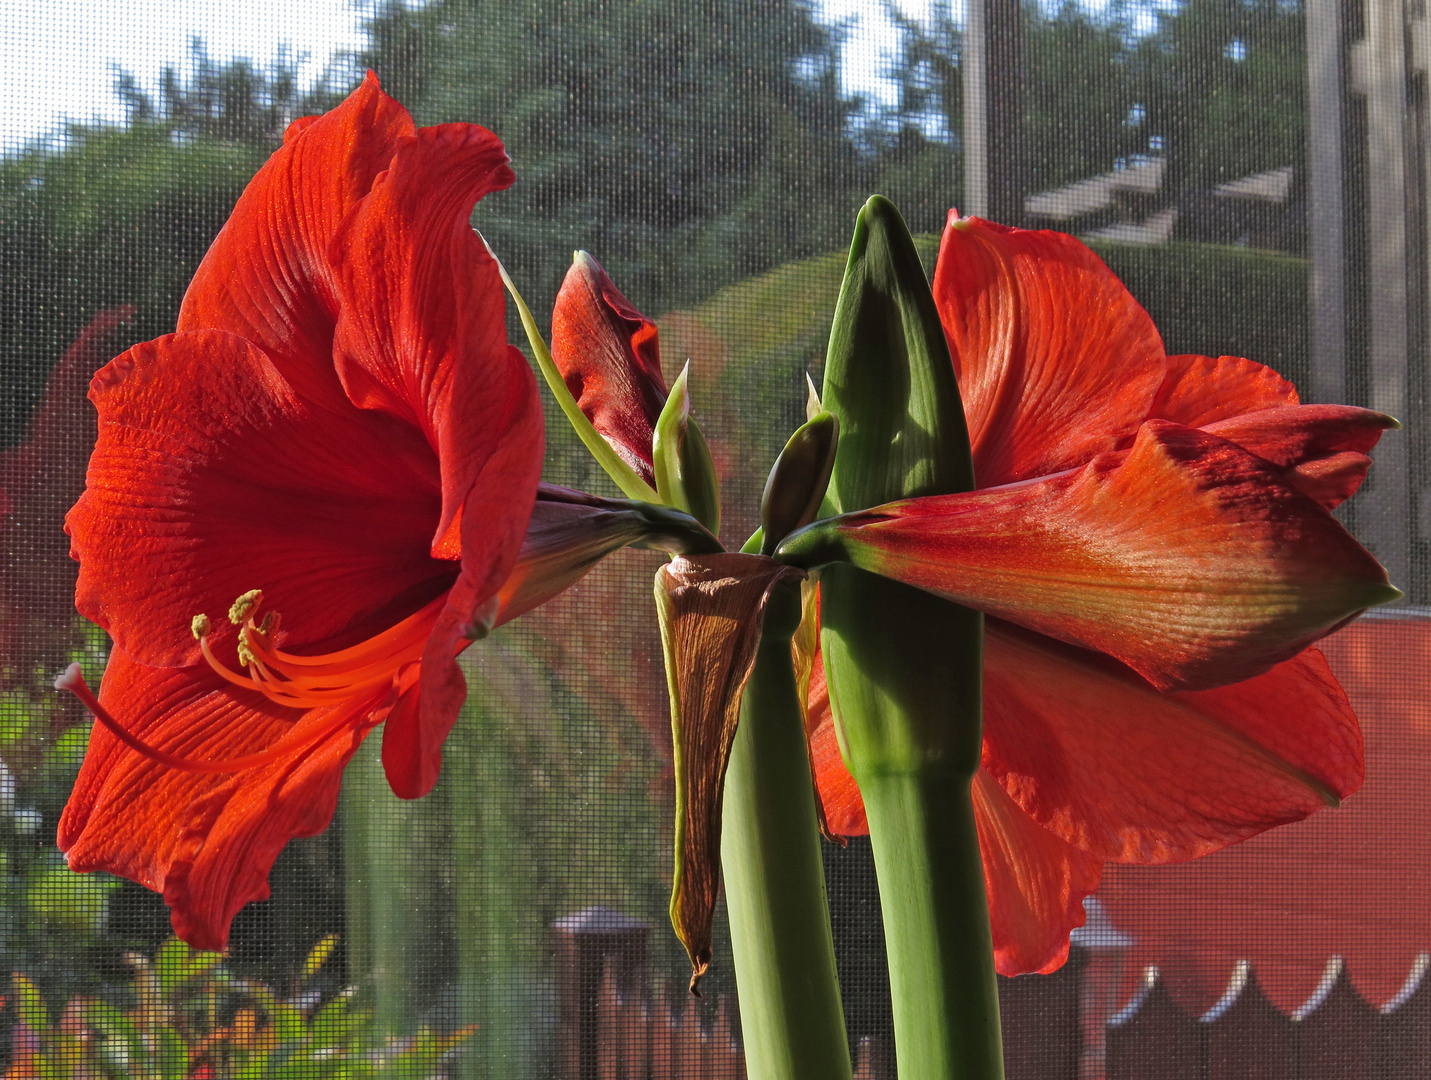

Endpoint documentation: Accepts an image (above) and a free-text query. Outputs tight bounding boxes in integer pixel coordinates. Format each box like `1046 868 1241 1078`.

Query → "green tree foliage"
1135 0 1306 192
358 0 862 310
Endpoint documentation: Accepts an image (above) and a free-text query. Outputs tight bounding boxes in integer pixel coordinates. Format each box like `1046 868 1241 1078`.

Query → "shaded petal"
1201 404 1396 510
58 648 383 951
68 331 456 670
785 420 1398 691
0 306 131 677
551 253 668 486
385 382 543 799
931 215 1165 486
972 768 1103 976
328 120 526 552
178 74 414 402
981 620 1363 863
805 641 869 837
654 553 805 988
1150 354 1299 428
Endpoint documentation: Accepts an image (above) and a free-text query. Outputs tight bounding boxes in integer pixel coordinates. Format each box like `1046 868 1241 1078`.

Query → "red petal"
806 648 868 835
383 389 542 799
1151 354 1299 427
68 331 457 670
59 649 383 951
931 215 1165 486
1201 404 1396 509
981 620 1362 863
328 121 528 553
973 768 1103 976
551 254 668 486
819 420 1397 691
178 74 414 401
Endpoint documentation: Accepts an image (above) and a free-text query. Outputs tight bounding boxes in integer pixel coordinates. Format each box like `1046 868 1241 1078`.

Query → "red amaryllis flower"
790 215 1398 976
56 75 543 950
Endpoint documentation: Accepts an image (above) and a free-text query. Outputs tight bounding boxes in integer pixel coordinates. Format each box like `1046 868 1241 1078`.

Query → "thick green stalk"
861 772 1002 1080
720 587 852 1080
820 565 1001 1080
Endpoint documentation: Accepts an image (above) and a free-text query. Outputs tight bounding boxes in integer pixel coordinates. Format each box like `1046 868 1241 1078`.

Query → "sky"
0 0 932 152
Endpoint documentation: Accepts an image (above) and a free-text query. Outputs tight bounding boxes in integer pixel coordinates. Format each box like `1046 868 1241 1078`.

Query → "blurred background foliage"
0 0 1315 1072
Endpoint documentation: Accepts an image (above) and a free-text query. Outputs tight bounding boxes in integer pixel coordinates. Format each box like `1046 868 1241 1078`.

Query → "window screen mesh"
0 1 1425 1077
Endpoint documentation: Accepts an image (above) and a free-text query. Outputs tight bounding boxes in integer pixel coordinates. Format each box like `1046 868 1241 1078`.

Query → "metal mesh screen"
0 1 1425 1077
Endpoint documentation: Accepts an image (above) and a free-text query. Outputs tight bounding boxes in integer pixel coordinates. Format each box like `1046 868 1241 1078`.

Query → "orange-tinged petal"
931 214 1165 486
67 331 456 671
178 74 414 403
972 768 1102 976
981 620 1362 864
59 648 384 951
1150 354 1299 428
551 253 668 486
1200 404 1396 510
784 420 1398 691
328 120 529 555
805 646 867 836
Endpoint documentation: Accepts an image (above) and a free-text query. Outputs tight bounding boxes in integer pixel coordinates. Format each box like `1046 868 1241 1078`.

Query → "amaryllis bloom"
786 215 1399 976
56 76 544 950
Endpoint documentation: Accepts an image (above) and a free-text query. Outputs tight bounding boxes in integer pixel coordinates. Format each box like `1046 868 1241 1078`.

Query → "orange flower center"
55 590 445 774
193 588 444 709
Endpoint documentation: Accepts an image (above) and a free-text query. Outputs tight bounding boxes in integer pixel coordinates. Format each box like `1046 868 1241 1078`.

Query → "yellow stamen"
198 591 445 710
50 590 449 775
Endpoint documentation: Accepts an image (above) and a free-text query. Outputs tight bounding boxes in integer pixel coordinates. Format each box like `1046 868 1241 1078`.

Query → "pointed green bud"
817 195 981 776
823 194 973 511
653 362 721 536
759 412 839 556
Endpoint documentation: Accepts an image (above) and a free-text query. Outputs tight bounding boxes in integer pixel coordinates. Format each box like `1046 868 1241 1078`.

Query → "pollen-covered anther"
229 589 263 626
190 614 211 641
195 590 447 710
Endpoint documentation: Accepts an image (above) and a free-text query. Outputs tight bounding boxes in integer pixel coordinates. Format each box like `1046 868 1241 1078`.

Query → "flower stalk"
720 580 852 1080
813 196 1001 1079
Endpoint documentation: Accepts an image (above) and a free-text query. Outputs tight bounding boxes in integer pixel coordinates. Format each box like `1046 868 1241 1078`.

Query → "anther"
229 589 263 625
236 629 256 668
191 614 211 640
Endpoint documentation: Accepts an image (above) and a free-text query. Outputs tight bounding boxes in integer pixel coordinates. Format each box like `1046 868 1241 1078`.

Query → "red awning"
1098 615 1431 1016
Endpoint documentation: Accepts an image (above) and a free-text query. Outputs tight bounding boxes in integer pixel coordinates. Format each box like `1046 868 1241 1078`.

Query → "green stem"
861 771 1003 1080
817 566 1000 1080
720 589 852 1080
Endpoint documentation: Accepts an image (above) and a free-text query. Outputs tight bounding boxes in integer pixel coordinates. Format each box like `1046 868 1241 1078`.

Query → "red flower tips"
551 252 669 486
59 76 543 950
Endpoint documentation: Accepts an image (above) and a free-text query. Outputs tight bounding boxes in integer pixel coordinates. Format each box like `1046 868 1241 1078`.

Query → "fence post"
552 907 651 1080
